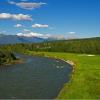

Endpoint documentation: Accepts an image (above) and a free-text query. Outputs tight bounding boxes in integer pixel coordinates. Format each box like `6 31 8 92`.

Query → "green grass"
25 51 100 99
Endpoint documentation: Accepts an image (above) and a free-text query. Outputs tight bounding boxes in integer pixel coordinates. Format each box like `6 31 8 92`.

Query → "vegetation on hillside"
29 37 100 54
0 37 100 65
2 37 99 54
0 50 17 66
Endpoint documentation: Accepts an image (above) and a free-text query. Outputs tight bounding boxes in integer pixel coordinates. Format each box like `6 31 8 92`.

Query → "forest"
0 37 100 65
2 37 99 54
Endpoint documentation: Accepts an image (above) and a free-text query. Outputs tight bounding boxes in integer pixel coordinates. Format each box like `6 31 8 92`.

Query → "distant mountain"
18 36 46 43
0 34 46 44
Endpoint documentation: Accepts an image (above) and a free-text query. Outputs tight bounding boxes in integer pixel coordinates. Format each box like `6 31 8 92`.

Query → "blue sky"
0 0 100 38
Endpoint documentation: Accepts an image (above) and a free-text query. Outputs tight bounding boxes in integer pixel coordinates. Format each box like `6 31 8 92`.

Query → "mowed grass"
25 51 100 99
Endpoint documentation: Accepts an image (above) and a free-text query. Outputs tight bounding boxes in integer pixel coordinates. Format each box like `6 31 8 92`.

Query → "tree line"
10 37 100 54
0 37 100 65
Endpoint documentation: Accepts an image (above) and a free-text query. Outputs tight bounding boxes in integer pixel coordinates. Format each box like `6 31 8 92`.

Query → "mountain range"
0 34 47 44
0 34 60 44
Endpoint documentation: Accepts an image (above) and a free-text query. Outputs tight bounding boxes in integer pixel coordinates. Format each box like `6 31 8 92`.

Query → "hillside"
8 37 100 54
0 37 100 64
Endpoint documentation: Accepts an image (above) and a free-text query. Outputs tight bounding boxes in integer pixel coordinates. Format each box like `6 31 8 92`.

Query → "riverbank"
24 51 100 99
0 59 23 67
0 53 72 99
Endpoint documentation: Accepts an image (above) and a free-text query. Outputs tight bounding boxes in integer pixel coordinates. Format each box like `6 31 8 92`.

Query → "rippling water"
0 54 72 99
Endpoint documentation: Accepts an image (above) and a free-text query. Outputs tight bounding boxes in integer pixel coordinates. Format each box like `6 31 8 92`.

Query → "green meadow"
25 51 100 99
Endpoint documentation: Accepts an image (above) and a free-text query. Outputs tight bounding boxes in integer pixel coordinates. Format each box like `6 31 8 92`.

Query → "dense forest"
0 37 100 65
28 37 100 54
2 37 99 54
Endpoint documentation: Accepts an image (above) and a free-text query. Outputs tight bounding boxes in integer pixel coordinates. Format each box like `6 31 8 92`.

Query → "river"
0 54 72 99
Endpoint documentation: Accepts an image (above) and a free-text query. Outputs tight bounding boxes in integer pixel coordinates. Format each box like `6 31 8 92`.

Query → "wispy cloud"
17 32 50 39
68 32 76 34
8 1 46 10
14 24 23 28
16 29 65 40
32 24 49 28
0 13 32 21
67 32 76 39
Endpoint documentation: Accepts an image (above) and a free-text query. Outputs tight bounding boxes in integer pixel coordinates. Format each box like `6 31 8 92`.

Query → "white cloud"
32 24 49 28
16 29 65 40
14 24 23 28
9 1 46 10
17 32 49 39
68 32 76 34
0 13 32 20
67 32 76 39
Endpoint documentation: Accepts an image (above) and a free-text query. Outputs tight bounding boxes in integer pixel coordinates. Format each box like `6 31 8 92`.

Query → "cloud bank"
16 29 65 40
17 32 50 39
0 13 32 20
9 1 46 10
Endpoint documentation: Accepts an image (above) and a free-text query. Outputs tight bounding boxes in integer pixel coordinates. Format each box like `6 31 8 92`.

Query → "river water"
0 54 72 99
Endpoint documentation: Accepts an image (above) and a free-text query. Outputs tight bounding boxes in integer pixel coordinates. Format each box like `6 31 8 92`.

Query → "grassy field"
25 51 100 99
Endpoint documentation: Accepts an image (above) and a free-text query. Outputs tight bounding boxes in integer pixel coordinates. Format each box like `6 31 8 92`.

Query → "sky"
0 0 100 39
